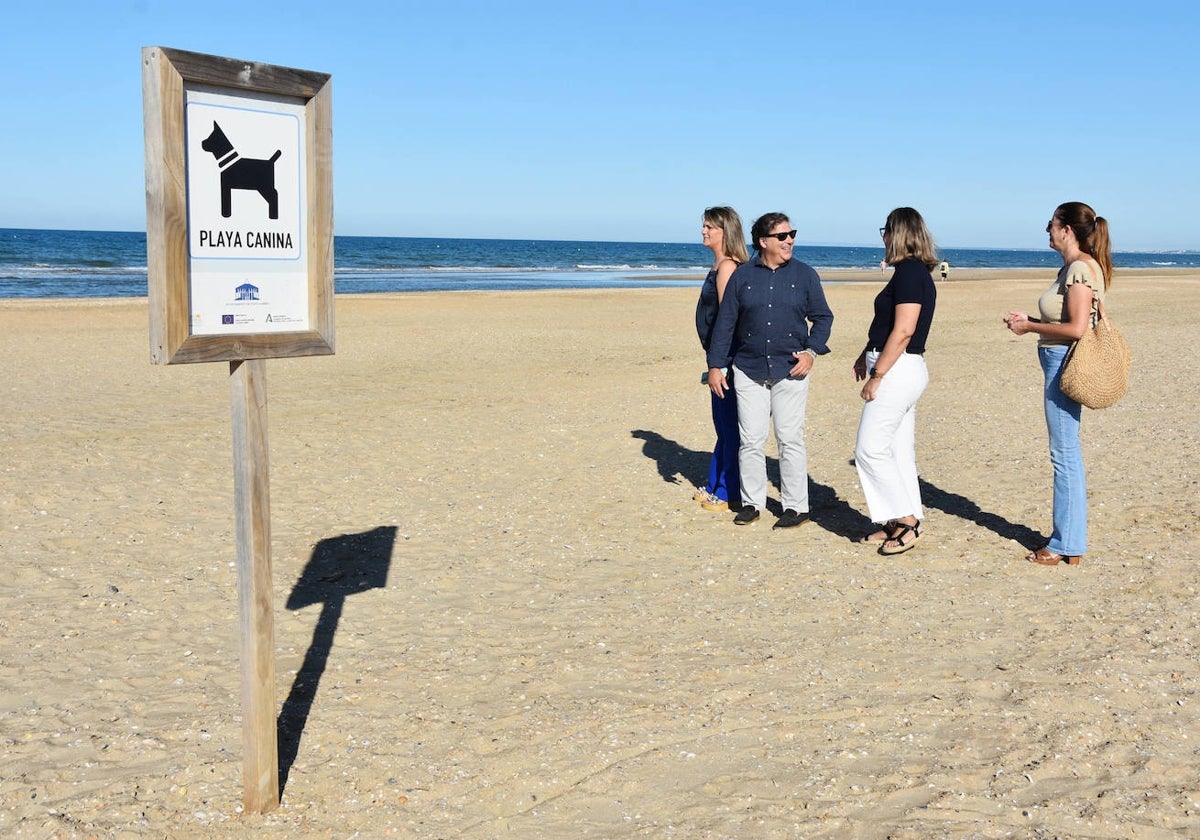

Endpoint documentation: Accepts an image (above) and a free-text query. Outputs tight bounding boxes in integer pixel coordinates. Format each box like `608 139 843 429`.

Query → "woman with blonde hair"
853 207 939 554
1003 202 1112 565
694 206 749 511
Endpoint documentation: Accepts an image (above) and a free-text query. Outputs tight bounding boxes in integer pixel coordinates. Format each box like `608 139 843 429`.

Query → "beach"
1 270 1198 837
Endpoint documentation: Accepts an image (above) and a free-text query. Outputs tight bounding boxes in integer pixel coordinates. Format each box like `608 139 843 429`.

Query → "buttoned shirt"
706 256 834 382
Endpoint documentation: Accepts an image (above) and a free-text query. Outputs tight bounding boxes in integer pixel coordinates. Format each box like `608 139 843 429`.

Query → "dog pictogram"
200 121 282 220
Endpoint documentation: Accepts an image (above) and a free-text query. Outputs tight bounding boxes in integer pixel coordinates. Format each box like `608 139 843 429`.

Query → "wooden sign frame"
143 46 334 365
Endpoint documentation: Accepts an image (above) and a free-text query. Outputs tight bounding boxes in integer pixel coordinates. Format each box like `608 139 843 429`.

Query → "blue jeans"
706 387 740 503
1039 345 1087 555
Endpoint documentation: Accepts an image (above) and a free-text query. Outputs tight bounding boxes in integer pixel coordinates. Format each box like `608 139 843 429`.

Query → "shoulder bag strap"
1082 259 1104 327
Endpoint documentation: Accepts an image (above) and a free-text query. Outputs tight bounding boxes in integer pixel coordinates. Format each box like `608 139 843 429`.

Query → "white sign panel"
185 89 309 335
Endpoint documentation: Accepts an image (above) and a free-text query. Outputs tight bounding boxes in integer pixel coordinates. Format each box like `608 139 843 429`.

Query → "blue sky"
2 1 1197 249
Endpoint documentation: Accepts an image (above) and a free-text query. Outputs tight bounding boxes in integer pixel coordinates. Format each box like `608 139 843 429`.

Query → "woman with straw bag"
1003 202 1113 566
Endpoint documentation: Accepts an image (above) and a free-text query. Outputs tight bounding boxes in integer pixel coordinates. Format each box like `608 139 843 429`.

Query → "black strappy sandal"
879 521 921 555
858 519 899 544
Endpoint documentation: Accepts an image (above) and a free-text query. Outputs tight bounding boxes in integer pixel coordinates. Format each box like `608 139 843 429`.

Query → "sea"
2 227 1198 300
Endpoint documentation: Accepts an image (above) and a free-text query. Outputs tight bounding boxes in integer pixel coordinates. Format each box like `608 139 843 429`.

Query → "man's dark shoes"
733 506 760 525
773 509 810 529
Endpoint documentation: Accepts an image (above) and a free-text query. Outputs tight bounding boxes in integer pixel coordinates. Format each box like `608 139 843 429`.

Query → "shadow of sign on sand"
278 525 396 791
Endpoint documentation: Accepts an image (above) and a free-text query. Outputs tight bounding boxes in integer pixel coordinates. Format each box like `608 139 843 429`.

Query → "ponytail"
1090 216 1112 289
1054 201 1113 289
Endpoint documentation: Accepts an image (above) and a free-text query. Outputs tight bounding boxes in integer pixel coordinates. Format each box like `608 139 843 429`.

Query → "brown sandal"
1025 547 1082 566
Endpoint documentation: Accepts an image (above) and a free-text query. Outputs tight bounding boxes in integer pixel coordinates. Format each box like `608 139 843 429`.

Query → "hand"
861 377 880 402
853 353 867 382
708 367 728 397
1004 310 1030 335
789 351 814 379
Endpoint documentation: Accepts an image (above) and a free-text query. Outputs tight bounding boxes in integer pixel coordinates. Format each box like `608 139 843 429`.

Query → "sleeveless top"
695 267 720 350
695 259 741 353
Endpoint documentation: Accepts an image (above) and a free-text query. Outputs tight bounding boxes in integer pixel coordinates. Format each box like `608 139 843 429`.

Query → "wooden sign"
143 46 334 365
142 47 334 814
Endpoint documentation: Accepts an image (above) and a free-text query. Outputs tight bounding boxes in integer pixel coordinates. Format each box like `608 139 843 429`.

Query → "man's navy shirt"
706 255 835 382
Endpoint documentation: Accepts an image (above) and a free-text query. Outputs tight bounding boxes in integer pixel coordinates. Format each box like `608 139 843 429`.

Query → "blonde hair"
704 206 749 263
883 207 938 269
1053 201 1112 290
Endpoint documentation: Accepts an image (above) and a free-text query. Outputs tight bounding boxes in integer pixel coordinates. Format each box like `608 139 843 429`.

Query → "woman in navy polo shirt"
852 207 939 554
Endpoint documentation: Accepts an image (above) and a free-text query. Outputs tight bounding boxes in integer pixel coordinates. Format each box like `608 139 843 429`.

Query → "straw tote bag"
1058 270 1130 409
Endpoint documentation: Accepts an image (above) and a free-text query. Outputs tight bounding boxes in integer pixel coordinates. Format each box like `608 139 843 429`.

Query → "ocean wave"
336 264 705 275
339 265 571 274
3 264 147 276
4 227 1198 299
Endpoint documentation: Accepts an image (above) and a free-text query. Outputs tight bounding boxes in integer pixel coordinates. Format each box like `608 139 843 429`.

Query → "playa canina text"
198 229 294 249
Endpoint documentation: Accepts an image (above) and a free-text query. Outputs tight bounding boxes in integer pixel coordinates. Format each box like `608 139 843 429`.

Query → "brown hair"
703 206 749 263
1053 201 1112 289
882 207 938 269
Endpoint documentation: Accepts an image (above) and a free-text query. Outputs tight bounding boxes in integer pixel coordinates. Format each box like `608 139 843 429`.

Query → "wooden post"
230 358 279 812
144 48 333 809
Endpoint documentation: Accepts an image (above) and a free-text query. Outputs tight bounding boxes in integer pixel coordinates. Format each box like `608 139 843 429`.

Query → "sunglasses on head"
765 230 798 242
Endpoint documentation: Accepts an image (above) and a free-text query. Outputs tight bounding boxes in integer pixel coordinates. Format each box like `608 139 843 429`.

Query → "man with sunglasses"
706 212 834 528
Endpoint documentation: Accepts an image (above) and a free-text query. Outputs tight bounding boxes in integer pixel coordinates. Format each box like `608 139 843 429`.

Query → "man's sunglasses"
765 230 798 242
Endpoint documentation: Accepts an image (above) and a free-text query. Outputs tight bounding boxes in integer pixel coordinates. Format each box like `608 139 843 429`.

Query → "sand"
1 270 1198 838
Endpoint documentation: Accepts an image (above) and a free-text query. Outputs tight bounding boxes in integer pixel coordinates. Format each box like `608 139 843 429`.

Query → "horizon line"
1 226 1195 254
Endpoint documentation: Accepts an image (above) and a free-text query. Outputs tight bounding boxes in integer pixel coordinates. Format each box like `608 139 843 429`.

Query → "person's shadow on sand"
631 428 862 532
277 525 397 793
916 476 1044 548
826 461 1045 546
630 429 709 488
630 429 1041 545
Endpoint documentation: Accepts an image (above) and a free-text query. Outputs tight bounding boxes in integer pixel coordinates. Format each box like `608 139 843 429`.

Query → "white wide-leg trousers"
854 352 928 523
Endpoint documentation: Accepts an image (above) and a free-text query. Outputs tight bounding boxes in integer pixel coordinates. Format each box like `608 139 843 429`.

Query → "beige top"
1036 258 1105 347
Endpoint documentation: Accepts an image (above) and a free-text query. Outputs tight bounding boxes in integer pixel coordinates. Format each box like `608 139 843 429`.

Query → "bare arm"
714 258 737 303
1004 282 1092 341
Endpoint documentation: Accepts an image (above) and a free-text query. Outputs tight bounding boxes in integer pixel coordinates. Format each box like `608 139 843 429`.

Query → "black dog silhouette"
200 121 282 220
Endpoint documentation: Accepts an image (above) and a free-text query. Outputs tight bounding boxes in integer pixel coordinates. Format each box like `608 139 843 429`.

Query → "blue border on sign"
184 101 305 264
